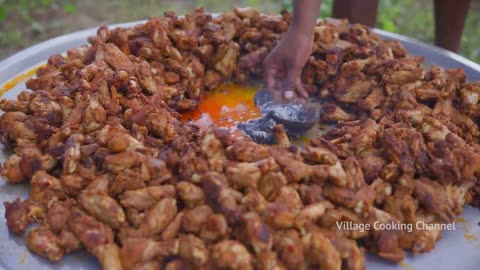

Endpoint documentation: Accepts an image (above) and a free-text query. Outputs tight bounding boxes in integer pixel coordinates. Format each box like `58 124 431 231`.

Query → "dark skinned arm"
263 0 321 102
434 0 471 52
332 0 379 27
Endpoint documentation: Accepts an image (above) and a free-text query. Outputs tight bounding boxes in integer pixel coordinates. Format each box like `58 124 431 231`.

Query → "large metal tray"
0 20 480 270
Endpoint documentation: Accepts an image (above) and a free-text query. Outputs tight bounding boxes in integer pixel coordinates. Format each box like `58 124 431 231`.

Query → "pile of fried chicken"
1 7 480 270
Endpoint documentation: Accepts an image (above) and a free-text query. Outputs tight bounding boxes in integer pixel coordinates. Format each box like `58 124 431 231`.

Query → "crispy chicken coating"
211 240 253 270
26 226 65 262
78 191 126 229
119 185 176 210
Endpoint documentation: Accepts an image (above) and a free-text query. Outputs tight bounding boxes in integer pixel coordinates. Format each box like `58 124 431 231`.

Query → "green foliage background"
0 0 479 63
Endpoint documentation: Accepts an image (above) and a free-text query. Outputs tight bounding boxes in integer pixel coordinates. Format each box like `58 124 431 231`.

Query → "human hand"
263 27 313 102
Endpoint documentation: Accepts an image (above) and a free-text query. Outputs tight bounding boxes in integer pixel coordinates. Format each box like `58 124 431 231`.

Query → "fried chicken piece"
62 134 83 175
409 211 441 254
177 181 205 208
326 233 365 270
103 151 143 173
333 78 373 103
382 191 417 223
294 202 327 231
141 155 172 183
257 171 287 201
56 227 81 253
161 211 184 241
419 116 452 142
273 124 290 147
226 157 279 190
119 185 176 210
146 110 182 143
202 172 242 225
349 118 380 154
200 129 228 172
163 259 192 270
319 208 368 239
302 231 341 270
356 150 386 184
413 178 457 223
274 186 304 213
300 145 338 165
68 214 114 254
29 170 66 205
26 226 65 262
78 191 126 229
242 211 273 253
242 189 296 230
214 42 240 78
298 184 325 204
11 140 55 179
382 126 428 177
234 7 260 20
0 154 27 183
3 199 26 236
274 155 326 183
211 240 253 270
178 234 209 266
427 136 480 184
137 197 177 236
0 111 37 144
47 199 76 233
204 70 223 90
0 98 31 113
362 205 406 262
199 213 229 242
182 205 213 234
61 174 90 196
383 69 425 85
95 243 123 270
226 140 270 162
256 249 287 270
82 95 107 132
120 238 179 269
84 174 111 193
272 230 305 269
96 43 134 73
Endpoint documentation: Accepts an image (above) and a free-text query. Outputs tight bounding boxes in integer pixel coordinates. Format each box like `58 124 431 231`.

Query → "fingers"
296 79 309 99
263 57 308 103
263 60 276 93
264 70 283 103
264 58 286 103
285 68 309 101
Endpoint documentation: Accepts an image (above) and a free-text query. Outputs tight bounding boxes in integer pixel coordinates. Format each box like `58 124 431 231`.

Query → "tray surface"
1 20 480 270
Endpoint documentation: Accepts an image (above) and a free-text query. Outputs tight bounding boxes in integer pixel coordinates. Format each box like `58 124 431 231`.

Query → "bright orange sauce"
182 83 262 136
0 67 40 97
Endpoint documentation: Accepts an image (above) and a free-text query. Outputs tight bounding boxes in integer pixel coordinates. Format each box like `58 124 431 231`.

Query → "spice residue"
0 66 40 97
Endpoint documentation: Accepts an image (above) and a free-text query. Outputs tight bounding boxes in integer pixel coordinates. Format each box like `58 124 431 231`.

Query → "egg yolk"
181 83 262 137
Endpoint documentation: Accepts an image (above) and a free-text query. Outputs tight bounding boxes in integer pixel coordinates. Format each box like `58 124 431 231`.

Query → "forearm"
434 0 471 52
291 0 321 37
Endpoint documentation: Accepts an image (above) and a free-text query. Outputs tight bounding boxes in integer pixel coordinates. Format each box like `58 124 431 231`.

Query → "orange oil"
182 83 262 137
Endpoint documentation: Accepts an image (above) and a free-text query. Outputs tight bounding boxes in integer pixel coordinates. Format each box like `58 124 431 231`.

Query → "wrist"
289 23 315 41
